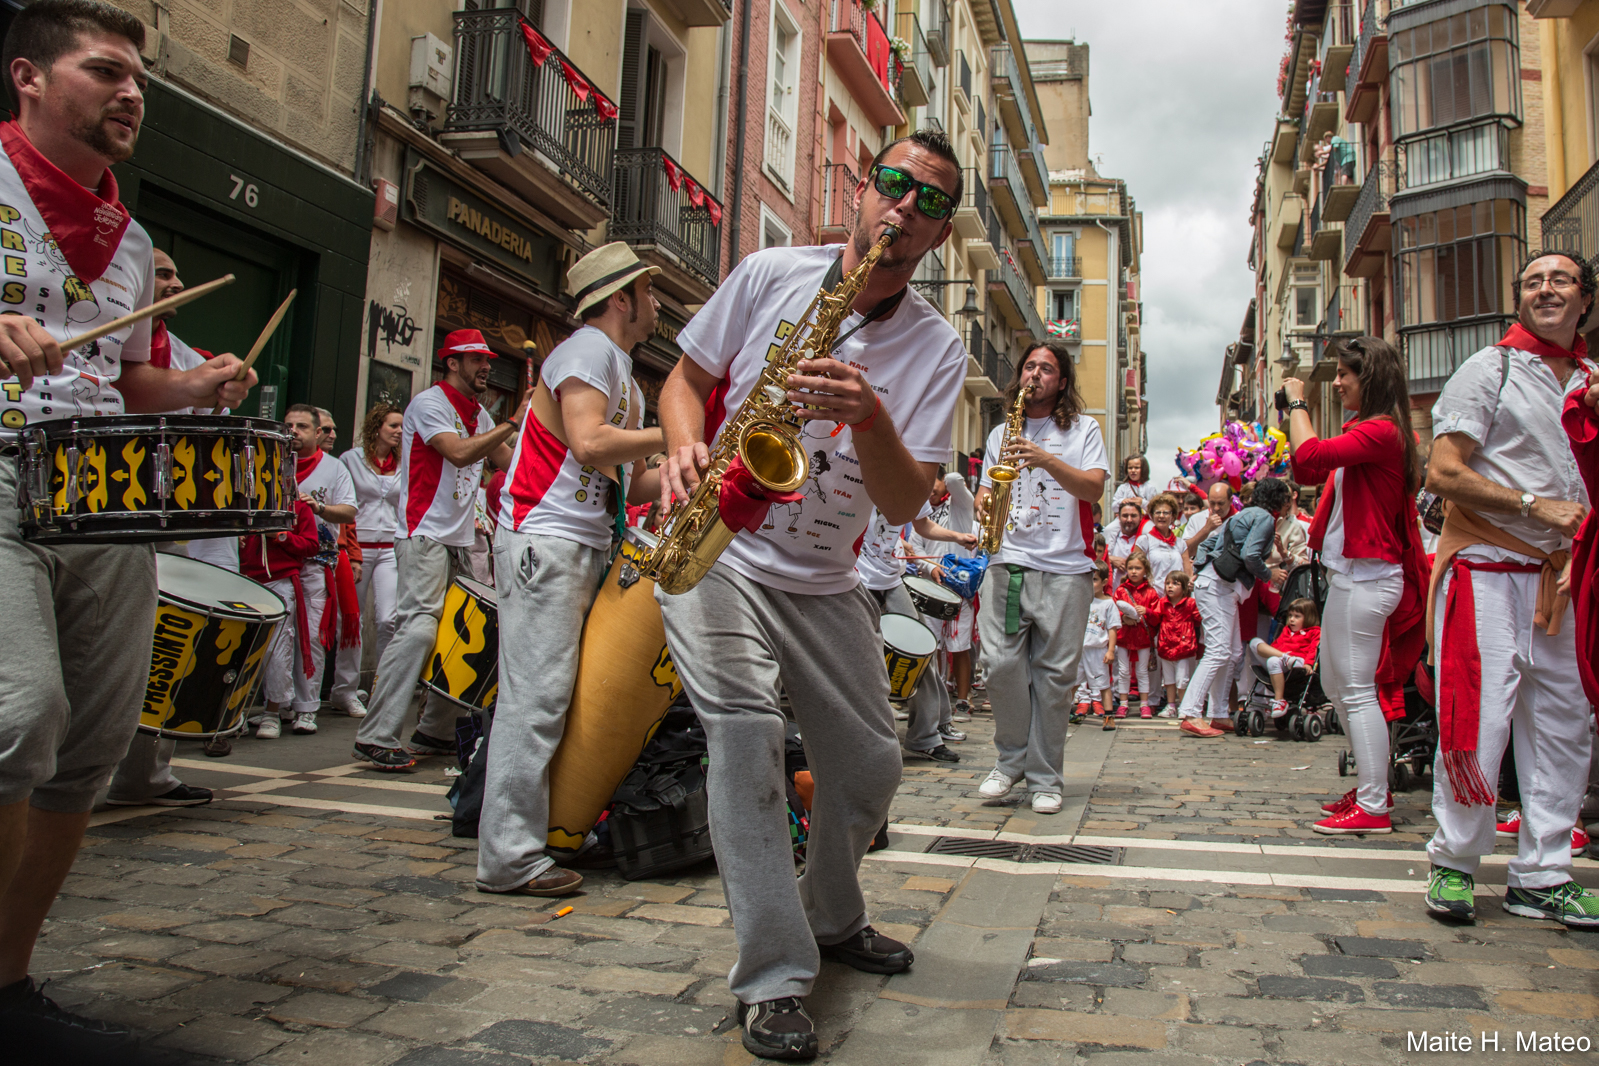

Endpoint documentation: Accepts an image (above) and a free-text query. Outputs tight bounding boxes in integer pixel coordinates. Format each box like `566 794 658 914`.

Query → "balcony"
1047 255 1082 279
442 9 617 230
1344 0 1387 124
924 0 950 67
1541 156 1599 268
910 247 945 308
990 46 1048 206
1319 0 1357 83
987 246 1046 340
1308 193 1341 262
954 49 971 114
1398 121 1512 190
1404 316 1513 394
1275 193 1305 250
1344 160 1395 278
988 145 1047 284
827 0 905 129
895 12 933 109
610 147 723 303
765 107 794 191
1302 74 1340 148
952 166 988 242
818 162 858 244
651 0 731 27
1319 143 1359 221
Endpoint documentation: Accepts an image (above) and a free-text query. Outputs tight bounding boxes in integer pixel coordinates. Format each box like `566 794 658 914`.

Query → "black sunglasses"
869 164 956 221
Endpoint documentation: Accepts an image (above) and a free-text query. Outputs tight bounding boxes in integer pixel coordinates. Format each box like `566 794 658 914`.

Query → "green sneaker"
1424 865 1476 922
1504 882 1599 929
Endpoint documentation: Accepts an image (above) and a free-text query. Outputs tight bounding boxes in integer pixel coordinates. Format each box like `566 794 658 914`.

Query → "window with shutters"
618 6 686 156
1390 4 1520 139
765 3 802 196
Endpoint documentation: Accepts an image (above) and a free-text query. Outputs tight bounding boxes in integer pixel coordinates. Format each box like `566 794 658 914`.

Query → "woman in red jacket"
1284 336 1424 836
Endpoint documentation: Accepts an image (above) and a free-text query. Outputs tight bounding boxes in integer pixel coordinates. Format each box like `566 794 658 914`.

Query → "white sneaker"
1157 706 1177 719
979 769 1019 798
336 696 368 718
1031 792 1063 815
290 712 318 735
952 700 972 723
255 717 282 739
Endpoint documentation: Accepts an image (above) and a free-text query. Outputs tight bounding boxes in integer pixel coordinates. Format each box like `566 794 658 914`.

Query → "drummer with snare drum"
0 2 255 1049
476 243 664 897
352 330 525 771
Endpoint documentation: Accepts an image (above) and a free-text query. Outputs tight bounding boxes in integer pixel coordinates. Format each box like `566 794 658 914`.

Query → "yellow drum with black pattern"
423 577 501 712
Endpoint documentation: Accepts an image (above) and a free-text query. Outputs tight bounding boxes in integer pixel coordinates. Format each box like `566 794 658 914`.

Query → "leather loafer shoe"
478 868 584 897
819 925 913 974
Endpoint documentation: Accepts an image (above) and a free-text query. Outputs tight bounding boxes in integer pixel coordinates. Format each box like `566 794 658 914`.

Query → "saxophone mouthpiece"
881 224 902 245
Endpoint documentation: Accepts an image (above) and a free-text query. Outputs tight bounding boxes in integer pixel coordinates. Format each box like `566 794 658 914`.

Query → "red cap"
438 328 495 360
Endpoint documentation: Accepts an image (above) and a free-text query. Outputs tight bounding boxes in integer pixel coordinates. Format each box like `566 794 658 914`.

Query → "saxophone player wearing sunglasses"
655 131 968 1061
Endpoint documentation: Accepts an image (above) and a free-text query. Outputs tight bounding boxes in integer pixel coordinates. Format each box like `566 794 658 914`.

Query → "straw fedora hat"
568 242 661 316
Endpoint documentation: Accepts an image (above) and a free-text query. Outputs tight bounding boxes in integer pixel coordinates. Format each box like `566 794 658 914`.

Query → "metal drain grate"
923 837 1121 865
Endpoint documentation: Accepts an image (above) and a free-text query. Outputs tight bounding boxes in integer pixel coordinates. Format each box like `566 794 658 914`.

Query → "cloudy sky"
1014 0 1286 484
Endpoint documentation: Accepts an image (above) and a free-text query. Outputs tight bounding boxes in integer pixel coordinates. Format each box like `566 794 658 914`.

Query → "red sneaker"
1322 788 1357 815
1093 701 1105 716
1116 705 1128 718
1140 706 1153 719
1313 806 1393 835
1495 809 1521 839
1574 825 1591 856
1075 702 1091 717
1179 718 1224 738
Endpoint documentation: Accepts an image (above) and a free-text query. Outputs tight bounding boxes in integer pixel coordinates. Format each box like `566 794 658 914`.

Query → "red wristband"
848 395 882 433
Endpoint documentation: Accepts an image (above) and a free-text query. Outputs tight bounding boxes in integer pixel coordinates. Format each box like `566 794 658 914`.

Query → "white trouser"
260 567 328 717
1075 645 1111 700
331 546 398 704
1178 571 1244 720
1115 646 1152 702
1248 637 1307 677
1160 655 1194 690
1321 568 1402 814
1427 560 1590 888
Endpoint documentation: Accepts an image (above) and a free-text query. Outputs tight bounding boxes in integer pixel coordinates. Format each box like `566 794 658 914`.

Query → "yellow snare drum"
140 554 286 739
423 577 500 712
881 612 937 702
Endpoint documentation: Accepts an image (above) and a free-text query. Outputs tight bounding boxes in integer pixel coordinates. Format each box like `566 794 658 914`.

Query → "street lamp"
957 284 980 322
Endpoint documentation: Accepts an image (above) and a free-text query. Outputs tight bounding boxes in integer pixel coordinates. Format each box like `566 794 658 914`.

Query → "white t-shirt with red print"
499 325 641 550
980 415 1109 576
395 383 496 548
675 245 967 596
0 139 154 440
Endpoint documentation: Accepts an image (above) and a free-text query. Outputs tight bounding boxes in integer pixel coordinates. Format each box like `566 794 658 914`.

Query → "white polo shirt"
980 414 1109 576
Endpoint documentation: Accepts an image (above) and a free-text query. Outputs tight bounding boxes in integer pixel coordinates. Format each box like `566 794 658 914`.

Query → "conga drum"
141 554 286 739
881 612 937 702
422 577 500 712
547 528 682 853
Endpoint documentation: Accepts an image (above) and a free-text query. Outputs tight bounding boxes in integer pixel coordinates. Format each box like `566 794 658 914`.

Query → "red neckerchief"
373 450 398 475
1499 321 1591 366
439 381 483 436
1146 524 1177 546
296 449 324 481
150 319 171 369
0 120 130 283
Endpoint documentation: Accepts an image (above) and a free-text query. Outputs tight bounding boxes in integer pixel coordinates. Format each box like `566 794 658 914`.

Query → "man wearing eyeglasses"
1422 251 1597 929
656 129 967 1061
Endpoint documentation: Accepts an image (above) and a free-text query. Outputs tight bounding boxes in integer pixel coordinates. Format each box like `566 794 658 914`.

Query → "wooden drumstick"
58 272 235 352
210 288 296 415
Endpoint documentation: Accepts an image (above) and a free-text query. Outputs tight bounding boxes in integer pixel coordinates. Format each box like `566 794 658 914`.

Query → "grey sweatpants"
107 733 179 803
879 583 947 753
476 530 607 890
0 461 156 811
355 536 466 750
660 564 901 1004
976 565 1094 794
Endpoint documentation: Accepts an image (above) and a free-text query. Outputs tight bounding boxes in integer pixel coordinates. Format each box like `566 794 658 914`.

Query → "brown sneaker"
1179 718 1224 738
479 868 584 897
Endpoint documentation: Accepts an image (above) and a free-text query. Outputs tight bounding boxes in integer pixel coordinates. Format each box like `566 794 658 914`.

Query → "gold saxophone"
646 225 902 595
978 384 1033 555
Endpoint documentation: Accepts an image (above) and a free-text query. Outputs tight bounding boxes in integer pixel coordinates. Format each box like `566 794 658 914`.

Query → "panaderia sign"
401 152 560 293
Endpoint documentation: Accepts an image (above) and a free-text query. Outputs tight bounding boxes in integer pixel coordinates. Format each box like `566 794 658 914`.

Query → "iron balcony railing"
992 246 1046 340
829 0 902 95
1541 156 1599 268
957 49 971 104
1344 160 1394 270
1048 256 1082 278
990 45 1042 149
610 147 722 290
924 0 950 66
989 143 1046 261
1404 316 1514 393
976 96 986 143
910 247 945 306
1345 0 1381 102
895 11 933 107
1399 121 1511 190
1321 141 1357 192
819 161 859 235
959 165 988 223
1322 0 1356 54
447 9 616 208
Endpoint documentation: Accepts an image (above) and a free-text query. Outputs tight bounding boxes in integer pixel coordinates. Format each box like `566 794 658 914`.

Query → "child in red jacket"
1248 598 1322 717
240 500 323 738
1151 571 1201 716
1112 551 1164 718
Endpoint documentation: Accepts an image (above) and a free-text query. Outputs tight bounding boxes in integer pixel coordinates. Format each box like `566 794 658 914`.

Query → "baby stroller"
1234 561 1337 740
1337 658 1439 792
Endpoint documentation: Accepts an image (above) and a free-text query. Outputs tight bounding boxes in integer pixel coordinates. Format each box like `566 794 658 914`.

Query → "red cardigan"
1151 596 1202 661
1112 579 1163 650
240 501 319 583
1563 387 1599 712
1292 417 1408 564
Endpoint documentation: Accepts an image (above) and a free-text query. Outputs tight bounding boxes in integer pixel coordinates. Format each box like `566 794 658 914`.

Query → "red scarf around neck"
1145 524 1177 546
0 120 131 284
372 449 398 475
1498 321 1591 365
440 381 483 435
296 449 324 481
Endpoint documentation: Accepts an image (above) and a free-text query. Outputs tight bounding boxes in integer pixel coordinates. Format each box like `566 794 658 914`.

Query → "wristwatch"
1286 400 1310 414
1520 492 1536 518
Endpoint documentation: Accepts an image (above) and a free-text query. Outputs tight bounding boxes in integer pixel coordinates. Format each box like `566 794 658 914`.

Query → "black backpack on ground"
608 707 715 880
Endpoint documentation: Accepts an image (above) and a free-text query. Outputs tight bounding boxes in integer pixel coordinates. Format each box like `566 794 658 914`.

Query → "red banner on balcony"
865 11 891 90
685 178 704 208
707 198 722 227
520 22 554 66
663 155 683 192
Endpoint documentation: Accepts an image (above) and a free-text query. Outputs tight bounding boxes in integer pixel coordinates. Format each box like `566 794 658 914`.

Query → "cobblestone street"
52 710 1599 1065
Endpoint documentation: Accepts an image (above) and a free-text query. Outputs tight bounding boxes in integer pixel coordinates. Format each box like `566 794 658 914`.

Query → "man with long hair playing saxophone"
657 130 967 1061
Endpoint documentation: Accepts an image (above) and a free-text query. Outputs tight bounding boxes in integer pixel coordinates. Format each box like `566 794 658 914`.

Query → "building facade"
1028 40 1147 486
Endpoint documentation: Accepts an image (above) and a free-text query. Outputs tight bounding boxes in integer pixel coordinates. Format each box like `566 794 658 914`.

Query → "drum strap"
1002 564 1026 636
